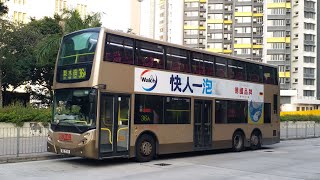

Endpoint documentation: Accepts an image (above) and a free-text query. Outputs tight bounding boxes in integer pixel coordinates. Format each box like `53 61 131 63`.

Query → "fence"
0 126 48 157
0 122 320 157
280 121 320 139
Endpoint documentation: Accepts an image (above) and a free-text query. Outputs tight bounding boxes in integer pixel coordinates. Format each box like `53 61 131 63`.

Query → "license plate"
60 149 70 154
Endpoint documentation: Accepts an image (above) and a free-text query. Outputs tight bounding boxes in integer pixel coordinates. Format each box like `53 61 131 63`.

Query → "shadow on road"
58 147 274 167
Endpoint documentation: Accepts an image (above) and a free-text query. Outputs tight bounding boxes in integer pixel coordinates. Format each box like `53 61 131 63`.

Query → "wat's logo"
140 70 158 91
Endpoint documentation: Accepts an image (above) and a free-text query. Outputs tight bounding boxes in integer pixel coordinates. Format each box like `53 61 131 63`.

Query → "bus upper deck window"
105 34 134 65
135 41 164 69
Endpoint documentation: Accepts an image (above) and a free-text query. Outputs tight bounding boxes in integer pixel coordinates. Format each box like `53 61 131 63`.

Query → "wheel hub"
140 141 152 156
234 135 242 149
251 135 259 146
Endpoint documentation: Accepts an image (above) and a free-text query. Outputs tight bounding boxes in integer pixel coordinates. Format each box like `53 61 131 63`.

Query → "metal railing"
0 122 319 157
0 127 48 157
280 121 320 139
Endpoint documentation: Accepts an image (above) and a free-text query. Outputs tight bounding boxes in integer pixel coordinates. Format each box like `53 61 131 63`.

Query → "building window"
304 23 315 30
304 34 315 41
304 56 315 63
269 55 285 61
304 0 315 9
304 12 315 19
267 20 285 26
267 43 285 49
303 90 314 97
272 0 286 2
13 11 27 23
304 45 315 52
270 31 285 37
304 79 315 85
268 8 286 15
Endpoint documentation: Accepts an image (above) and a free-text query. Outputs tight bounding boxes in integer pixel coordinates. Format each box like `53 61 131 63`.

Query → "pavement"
1 138 320 179
0 152 64 164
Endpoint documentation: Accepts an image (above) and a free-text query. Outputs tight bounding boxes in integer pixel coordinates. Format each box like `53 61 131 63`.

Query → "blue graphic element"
142 75 158 91
249 101 263 123
202 78 213 95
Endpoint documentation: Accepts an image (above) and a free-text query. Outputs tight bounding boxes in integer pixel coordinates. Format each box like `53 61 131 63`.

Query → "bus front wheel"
135 134 156 162
232 131 244 152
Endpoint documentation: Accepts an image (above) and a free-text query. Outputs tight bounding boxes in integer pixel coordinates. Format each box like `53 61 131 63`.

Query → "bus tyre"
250 131 262 150
232 131 244 152
135 134 156 162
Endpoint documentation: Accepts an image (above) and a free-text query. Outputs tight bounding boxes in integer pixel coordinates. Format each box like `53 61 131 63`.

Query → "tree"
0 21 43 107
34 10 101 102
0 18 14 107
0 2 8 16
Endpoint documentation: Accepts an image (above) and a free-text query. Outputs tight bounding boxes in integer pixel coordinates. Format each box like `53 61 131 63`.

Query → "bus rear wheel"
232 131 244 152
250 131 262 150
135 134 156 162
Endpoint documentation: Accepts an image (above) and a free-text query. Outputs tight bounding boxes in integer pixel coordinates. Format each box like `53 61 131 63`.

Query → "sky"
88 0 132 31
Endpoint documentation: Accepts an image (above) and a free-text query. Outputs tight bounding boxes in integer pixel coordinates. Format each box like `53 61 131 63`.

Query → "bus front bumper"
47 140 98 159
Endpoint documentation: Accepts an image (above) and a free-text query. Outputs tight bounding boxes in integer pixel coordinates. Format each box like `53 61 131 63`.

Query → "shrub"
280 115 320 123
0 104 51 126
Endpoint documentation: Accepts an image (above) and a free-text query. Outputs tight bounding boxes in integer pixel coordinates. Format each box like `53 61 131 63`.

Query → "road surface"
1 138 320 179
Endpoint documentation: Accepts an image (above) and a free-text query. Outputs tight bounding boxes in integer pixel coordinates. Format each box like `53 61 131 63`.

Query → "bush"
280 115 320 123
0 104 51 126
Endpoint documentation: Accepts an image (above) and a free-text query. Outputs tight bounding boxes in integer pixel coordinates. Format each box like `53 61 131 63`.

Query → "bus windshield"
58 31 99 66
52 89 96 133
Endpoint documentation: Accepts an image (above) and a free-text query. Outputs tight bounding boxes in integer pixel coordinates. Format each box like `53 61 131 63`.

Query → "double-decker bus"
47 27 280 162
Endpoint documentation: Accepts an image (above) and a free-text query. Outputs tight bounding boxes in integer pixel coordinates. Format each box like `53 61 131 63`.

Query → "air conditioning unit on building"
285 66 290 71
285 78 290 83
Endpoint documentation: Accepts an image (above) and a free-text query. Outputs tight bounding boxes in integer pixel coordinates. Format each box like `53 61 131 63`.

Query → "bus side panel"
212 124 250 149
98 62 134 94
264 84 280 144
130 125 194 157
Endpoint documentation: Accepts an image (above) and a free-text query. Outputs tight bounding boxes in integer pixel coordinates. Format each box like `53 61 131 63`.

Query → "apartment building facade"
183 0 264 61
138 0 184 44
281 0 319 111
1 0 88 23
183 0 319 111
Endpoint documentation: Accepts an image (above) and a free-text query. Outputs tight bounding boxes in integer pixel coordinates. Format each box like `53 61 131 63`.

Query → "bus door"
194 99 212 149
99 94 130 156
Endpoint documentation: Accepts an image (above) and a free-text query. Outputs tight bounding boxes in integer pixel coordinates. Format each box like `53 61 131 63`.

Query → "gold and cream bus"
47 27 280 162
